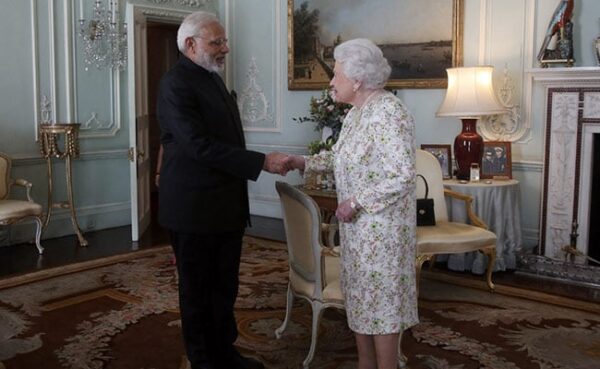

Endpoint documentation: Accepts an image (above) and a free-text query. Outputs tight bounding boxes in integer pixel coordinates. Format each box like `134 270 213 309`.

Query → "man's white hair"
176 11 220 53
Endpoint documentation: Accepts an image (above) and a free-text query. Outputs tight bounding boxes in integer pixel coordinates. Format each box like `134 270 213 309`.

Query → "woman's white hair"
333 38 391 89
176 11 220 53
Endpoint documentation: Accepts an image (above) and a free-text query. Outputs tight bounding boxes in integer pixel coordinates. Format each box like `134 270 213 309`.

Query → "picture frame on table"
287 0 464 90
421 144 452 179
481 141 512 179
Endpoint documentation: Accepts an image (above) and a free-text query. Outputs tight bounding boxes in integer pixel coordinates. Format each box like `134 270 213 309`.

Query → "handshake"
263 152 305 176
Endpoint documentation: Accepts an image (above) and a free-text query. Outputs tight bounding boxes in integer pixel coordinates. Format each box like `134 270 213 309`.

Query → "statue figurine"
537 0 575 67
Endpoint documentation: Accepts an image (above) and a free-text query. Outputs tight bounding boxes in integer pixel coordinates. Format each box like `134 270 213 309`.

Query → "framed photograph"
481 141 512 179
287 0 464 90
421 144 452 179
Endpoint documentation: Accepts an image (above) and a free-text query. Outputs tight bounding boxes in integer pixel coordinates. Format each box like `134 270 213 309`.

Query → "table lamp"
436 66 505 180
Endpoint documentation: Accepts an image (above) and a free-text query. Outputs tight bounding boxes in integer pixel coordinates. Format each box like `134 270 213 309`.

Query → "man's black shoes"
227 352 264 369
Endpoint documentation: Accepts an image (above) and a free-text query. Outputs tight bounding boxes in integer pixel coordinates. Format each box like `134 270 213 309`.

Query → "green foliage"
294 88 351 143
307 136 336 155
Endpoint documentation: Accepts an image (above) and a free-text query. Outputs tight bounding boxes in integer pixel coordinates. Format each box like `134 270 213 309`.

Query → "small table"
443 179 522 274
38 123 88 246
297 186 338 245
298 186 337 217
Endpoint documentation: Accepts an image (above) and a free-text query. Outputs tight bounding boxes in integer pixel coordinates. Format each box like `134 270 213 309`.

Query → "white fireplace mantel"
527 67 600 85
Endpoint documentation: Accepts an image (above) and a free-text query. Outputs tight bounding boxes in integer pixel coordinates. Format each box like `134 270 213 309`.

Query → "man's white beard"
195 52 223 72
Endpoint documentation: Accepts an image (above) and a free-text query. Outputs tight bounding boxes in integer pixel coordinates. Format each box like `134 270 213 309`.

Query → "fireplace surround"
519 68 600 284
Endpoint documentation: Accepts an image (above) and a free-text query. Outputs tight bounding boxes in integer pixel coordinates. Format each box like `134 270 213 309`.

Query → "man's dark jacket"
156 56 265 234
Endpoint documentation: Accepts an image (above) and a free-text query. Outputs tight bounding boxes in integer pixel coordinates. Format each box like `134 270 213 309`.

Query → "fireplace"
586 133 600 266
518 73 600 284
540 88 600 261
571 119 600 266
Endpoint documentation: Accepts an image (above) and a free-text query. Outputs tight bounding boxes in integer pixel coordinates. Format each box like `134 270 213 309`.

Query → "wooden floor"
1 215 599 304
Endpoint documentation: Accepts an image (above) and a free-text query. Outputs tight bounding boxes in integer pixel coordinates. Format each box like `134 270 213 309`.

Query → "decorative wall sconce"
78 0 127 71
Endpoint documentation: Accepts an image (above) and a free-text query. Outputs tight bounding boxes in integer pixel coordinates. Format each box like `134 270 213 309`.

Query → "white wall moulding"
141 7 194 19
512 161 543 172
239 57 274 130
12 149 128 167
476 0 535 144
145 0 211 7
77 72 122 138
479 66 524 141
229 0 281 132
245 143 307 156
9 201 131 243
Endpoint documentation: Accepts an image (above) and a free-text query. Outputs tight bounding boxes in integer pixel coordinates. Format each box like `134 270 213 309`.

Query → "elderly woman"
287 38 418 369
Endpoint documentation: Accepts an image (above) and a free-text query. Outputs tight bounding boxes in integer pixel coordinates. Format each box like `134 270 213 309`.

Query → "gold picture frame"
481 141 512 179
287 0 464 90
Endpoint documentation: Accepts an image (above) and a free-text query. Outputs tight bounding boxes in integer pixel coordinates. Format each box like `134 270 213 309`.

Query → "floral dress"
305 91 419 335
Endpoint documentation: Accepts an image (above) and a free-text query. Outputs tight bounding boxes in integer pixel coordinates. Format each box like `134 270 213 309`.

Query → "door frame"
126 4 190 240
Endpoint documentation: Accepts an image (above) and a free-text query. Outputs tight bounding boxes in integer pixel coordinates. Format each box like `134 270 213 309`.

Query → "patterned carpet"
1 237 599 369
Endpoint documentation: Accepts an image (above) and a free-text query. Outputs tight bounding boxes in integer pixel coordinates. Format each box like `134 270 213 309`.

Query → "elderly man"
157 11 285 369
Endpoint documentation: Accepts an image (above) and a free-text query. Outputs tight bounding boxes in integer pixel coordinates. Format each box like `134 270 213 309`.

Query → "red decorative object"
454 118 483 180
436 66 506 180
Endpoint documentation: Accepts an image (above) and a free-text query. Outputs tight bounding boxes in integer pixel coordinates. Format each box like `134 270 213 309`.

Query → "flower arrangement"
294 88 351 145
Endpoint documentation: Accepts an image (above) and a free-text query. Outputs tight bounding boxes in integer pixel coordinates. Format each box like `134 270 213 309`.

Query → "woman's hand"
336 197 360 223
284 155 306 171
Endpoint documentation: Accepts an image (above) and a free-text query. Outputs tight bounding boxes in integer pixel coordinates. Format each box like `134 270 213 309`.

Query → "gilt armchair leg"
415 254 432 294
483 247 496 292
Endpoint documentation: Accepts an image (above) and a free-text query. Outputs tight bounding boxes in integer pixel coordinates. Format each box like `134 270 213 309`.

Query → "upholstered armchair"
274 181 344 369
416 149 497 291
0 152 44 254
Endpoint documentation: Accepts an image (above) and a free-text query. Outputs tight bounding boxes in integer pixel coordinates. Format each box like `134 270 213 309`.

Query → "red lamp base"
454 118 483 180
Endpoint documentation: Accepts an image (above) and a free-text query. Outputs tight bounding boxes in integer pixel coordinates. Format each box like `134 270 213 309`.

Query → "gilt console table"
38 123 88 246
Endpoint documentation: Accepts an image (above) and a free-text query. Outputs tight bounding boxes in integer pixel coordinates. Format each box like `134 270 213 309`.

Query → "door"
127 6 150 241
127 4 190 241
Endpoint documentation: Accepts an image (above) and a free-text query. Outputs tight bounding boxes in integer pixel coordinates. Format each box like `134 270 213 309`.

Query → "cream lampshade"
436 66 505 180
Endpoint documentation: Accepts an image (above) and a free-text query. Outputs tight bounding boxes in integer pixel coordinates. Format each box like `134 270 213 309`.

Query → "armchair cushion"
0 200 43 220
417 221 496 254
290 254 342 302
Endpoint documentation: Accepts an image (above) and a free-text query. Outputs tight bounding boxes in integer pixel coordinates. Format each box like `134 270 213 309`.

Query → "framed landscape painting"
288 0 464 90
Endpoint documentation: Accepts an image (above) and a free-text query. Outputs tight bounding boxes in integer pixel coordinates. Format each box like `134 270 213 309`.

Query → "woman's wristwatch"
349 198 361 211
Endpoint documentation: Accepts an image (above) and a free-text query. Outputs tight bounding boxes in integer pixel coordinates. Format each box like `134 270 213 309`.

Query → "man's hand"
263 152 291 175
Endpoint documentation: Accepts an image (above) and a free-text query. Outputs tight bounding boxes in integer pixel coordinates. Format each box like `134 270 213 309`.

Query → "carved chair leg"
415 254 432 295
33 216 44 254
275 283 294 339
427 255 437 270
483 247 496 292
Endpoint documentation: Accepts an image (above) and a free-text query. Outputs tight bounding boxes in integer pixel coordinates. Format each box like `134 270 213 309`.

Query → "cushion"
417 221 496 254
0 200 43 219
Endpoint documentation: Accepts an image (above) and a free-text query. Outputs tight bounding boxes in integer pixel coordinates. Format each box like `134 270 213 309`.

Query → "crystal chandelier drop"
78 0 127 71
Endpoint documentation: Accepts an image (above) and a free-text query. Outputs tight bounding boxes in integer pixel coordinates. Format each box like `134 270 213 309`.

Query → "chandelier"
78 0 127 71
